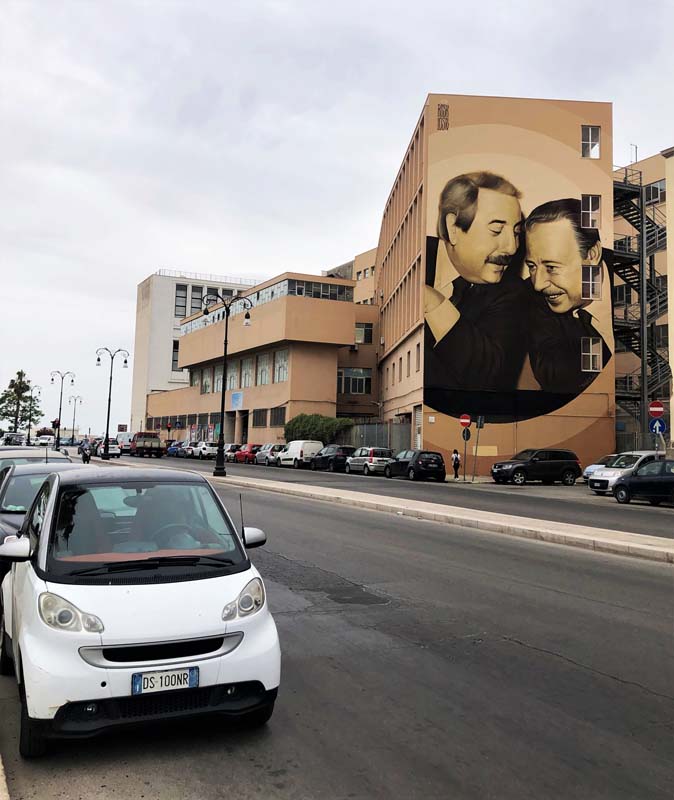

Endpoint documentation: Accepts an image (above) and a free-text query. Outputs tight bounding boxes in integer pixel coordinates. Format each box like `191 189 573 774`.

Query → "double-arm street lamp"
96 348 129 460
26 384 42 446
68 396 83 446
202 292 252 477
50 371 75 449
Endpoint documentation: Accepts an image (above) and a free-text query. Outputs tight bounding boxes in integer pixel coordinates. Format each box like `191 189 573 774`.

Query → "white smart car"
0 467 280 758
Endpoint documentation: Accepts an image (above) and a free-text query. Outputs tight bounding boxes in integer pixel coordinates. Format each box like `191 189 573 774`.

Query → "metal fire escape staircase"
612 166 669 423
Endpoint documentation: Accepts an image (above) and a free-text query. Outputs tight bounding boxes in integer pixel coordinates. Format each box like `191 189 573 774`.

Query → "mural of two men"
424 171 612 421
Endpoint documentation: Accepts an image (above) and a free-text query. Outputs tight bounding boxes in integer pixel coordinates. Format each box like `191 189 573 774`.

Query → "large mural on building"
422 98 615 465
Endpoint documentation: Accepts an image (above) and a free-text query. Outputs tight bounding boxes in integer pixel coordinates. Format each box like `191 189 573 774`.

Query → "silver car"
255 444 285 465
588 451 663 495
346 447 393 476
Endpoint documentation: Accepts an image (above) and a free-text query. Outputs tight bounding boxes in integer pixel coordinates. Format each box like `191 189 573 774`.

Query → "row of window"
174 283 235 318
146 406 287 431
191 349 289 393
356 267 375 281
337 368 373 395
252 407 287 427
386 343 421 388
612 277 667 309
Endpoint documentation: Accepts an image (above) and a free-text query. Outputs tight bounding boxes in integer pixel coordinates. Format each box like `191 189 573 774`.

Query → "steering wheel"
151 522 195 548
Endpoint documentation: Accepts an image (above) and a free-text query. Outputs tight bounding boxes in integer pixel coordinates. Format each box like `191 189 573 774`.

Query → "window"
581 125 600 159
356 271 362 281
190 370 200 387
214 364 223 393
406 350 411 377
615 338 628 353
201 368 212 394
613 284 632 306
581 195 601 229
656 275 668 293
172 340 180 371
581 337 603 372
655 324 669 349
637 461 663 478
645 179 666 206
386 366 389 388
392 362 395 384
364 268 369 279
206 287 219 302
226 360 238 390
241 357 253 388
337 367 372 395
174 284 187 317
274 349 288 383
355 322 373 344
581 265 602 300
191 285 203 314
252 409 268 428
416 342 421 372
270 406 286 426
256 353 270 385
398 357 403 381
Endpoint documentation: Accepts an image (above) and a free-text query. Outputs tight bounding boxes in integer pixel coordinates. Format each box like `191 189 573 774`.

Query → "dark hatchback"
613 459 674 505
491 449 581 486
310 445 356 472
384 450 446 482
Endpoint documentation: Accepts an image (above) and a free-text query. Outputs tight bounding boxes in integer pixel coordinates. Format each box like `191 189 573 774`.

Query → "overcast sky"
2 0 672 434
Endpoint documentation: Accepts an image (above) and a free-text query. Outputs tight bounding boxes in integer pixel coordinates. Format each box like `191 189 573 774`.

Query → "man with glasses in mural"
424 171 528 398
524 198 612 394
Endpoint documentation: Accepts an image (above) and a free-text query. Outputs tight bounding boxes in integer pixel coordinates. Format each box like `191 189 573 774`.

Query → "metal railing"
612 165 642 186
156 268 261 286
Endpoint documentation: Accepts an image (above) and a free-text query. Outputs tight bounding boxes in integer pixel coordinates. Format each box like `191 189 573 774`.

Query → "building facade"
145 272 379 442
130 269 258 432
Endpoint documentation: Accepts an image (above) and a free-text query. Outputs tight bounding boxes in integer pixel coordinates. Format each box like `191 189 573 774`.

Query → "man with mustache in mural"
424 172 528 398
524 198 612 394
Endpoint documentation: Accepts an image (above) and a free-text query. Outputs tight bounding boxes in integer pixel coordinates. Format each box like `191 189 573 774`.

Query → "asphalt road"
2 484 672 799
113 453 674 539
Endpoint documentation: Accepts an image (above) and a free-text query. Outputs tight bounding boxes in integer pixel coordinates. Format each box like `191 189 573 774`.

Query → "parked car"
235 444 262 464
195 441 218 460
0 466 280 758
583 454 618 483
345 447 392 476
310 445 356 472
179 441 200 458
36 435 54 447
166 441 186 457
117 432 133 454
588 451 664 495
224 444 242 463
0 449 72 470
94 439 121 458
3 434 26 447
129 432 165 458
612 459 674 505
491 449 581 486
255 444 285 466
277 441 323 469
384 450 446 481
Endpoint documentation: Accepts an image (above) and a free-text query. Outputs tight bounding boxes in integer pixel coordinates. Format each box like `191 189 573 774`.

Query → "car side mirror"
531 457 540 462
243 526 266 548
0 534 31 562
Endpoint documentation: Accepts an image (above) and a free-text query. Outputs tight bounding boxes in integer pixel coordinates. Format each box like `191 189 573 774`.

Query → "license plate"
132 666 199 695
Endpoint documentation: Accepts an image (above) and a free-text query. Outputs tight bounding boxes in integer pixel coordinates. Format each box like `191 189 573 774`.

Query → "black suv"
384 450 446 482
491 449 581 486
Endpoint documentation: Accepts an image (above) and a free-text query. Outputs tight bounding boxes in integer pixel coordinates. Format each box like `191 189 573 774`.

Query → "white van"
278 440 323 469
116 432 133 454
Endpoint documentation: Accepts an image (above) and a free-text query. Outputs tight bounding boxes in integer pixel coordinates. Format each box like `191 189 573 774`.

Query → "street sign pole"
471 426 481 483
463 434 467 482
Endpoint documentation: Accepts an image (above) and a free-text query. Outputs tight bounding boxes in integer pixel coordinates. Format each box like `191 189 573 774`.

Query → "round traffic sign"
459 414 471 428
462 427 471 442
649 400 665 418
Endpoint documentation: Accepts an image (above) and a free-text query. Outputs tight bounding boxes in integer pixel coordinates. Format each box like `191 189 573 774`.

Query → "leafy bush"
284 414 353 445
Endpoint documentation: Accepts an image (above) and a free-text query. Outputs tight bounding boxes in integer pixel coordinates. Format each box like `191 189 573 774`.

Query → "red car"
234 443 262 464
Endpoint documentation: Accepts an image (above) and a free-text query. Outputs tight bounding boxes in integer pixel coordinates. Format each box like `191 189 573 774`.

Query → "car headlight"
222 578 265 621
498 463 513 469
38 593 104 633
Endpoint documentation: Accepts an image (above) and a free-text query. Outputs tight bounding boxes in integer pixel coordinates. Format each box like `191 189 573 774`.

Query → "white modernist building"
130 269 259 433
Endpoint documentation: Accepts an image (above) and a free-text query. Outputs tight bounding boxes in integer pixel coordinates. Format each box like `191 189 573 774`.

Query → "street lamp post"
96 348 129 460
202 292 252 477
50 371 75 449
26 384 42 446
68 395 83 447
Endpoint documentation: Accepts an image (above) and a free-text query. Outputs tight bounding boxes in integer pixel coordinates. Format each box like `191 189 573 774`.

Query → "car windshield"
512 450 537 460
46 481 246 578
0 456 62 470
610 455 640 468
598 455 619 467
0 474 48 513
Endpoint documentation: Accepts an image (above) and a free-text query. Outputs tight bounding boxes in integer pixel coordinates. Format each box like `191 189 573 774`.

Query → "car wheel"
19 678 47 758
649 498 662 506
265 458 270 466
328 460 335 472
561 470 576 486
615 486 631 504
310 461 316 471
511 469 526 486
384 466 392 479
199 452 204 460
363 464 370 476
0 608 14 676
240 700 275 729
408 468 416 481
293 459 299 469
345 463 351 474
593 491 606 496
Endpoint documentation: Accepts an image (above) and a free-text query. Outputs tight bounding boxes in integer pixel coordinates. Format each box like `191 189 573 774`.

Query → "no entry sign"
649 400 665 418
459 414 471 428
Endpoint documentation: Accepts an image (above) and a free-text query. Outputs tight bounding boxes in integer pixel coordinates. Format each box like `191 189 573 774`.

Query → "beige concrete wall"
354 247 378 304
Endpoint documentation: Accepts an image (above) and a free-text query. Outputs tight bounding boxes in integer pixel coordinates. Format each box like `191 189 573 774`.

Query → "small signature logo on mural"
437 104 450 130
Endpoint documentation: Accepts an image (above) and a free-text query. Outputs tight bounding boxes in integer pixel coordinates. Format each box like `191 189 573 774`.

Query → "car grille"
590 479 609 490
103 637 225 663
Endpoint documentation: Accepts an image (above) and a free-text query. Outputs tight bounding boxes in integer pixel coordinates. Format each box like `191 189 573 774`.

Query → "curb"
0 754 8 800
98 460 674 564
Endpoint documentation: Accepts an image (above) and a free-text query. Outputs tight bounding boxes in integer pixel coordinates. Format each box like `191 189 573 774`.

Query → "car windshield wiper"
0 508 26 514
68 554 236 576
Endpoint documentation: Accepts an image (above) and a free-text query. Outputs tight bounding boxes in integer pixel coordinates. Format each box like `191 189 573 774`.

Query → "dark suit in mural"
524 198 612 395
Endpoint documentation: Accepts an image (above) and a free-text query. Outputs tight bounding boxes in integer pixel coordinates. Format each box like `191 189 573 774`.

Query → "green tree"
0 371 43 432
284 414 354 444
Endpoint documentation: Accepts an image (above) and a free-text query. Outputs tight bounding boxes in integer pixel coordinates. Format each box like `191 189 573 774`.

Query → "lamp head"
96 356 101 366
243 310 251 328
123 358 128 368
50 376 54 384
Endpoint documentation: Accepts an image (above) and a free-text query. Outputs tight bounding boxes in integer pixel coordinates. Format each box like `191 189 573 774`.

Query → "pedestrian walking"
451 449 461 480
